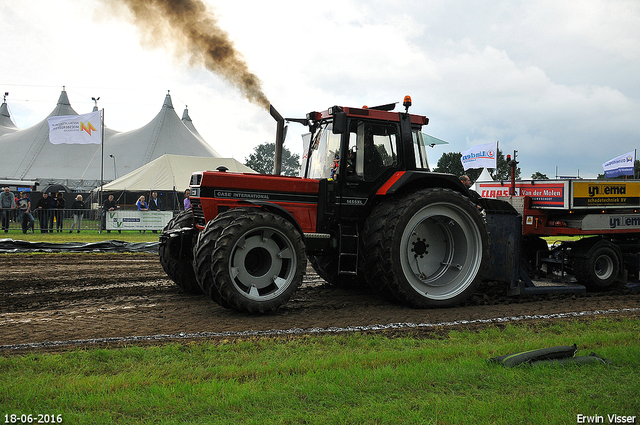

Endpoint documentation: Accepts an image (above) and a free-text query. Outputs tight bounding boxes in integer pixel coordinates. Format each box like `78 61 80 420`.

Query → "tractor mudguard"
237 200 304 236
569 238 621 260
159 227 197 261
489 344 577 367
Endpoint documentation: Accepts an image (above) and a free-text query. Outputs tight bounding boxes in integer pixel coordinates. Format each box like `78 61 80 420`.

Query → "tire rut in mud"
1 253 639 353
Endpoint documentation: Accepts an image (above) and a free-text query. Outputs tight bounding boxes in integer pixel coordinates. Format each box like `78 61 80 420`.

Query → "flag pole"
100 108 104 230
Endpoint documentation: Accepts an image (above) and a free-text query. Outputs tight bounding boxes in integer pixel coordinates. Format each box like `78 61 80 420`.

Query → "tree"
433 152 481 181
492 149 521 181
531 171 549 180
244 142 300 176
434 148 520 182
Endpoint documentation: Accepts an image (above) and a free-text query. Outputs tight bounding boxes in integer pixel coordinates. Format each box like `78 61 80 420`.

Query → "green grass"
1 230 159 243
1 318 638 424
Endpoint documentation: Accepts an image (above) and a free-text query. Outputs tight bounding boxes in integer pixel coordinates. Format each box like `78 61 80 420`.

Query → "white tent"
0 101 18 137
99 154 255 192
472 168 493 192
477 168 493 182
105 92 221 177
0 89 221 191
181 106 207 143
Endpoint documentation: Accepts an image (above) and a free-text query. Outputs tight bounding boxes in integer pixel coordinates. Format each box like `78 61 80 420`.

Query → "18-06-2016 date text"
4 414 62 424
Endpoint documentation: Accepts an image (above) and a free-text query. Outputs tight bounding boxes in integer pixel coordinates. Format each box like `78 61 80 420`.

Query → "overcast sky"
2 0 639 179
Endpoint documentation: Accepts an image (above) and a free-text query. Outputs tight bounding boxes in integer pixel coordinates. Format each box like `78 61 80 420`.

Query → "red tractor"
159 97 489 313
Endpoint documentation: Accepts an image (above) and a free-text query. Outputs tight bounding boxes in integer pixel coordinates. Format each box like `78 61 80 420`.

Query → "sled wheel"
572 244 620 290
193 208 252 307
212 209 305 314
363 188 489 308
158 208 201 294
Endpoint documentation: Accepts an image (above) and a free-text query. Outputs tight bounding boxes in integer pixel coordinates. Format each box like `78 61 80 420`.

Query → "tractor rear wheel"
193 208 252 307
212 209 306 313
158 208 201 294
363 188 489 308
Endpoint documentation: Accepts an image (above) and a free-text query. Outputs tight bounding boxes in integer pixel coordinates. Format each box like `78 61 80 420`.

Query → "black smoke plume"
107 0 269 109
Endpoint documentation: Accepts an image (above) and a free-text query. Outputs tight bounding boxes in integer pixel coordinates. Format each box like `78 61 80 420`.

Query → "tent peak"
181 106 192 122
163 91 174 110
0 101 18 131
57 88 70 106
1 102 10 119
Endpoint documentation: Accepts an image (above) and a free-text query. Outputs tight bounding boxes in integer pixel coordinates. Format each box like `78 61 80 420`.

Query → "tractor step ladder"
338 224 358 275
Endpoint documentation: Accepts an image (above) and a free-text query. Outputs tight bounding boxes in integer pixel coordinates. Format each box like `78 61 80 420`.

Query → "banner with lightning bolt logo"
47 111 102 144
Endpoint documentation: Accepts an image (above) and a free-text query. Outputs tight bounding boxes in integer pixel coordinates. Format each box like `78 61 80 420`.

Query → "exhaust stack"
270 104 285 175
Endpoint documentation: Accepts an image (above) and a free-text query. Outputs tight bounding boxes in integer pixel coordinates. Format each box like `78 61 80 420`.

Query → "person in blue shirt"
136 195 148 234
183 189 191 210
136 195 148 211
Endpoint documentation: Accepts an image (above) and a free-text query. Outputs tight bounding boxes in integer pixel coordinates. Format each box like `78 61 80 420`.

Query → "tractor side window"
347 121 398 181
412 130 430 170
307 122 341 180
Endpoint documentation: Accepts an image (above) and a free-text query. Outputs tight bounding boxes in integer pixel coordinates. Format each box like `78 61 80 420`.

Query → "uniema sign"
572 181 640 208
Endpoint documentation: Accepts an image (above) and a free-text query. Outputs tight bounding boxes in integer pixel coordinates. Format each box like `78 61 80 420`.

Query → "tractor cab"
298 98 431 221
303 99 431 182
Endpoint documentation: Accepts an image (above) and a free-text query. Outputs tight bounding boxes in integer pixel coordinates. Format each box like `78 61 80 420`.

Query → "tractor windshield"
306 121 341 180
413 130 430 171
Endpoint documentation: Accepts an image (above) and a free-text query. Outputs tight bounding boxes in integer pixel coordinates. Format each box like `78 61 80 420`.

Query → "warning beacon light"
403 95 412 112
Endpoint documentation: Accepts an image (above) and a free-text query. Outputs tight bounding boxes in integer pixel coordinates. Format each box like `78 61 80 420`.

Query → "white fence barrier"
105 210 173 231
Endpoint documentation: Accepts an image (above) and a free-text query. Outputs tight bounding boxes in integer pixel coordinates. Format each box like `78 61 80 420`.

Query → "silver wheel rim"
594 254 614 281
228 226 298 301
399 202 483 300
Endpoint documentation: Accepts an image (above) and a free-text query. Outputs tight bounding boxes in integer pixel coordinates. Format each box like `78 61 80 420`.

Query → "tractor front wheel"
193 208 253 307
212 209 306 314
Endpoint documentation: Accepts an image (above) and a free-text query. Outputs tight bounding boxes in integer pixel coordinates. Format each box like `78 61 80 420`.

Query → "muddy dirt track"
1 253 639 354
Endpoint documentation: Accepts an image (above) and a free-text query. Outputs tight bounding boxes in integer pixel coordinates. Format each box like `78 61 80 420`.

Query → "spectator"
54 192 65 232
183 189 191 210
136 195 148 234
102 194 119 234
70 195 85 233
459 175 483 209
136 195 148 211
13 193 19 223
0 187 16 233
47 192 56 232
35 193 52 233
148 191 162 233
17 192 35 234
148 191 162 211
459 175 472 189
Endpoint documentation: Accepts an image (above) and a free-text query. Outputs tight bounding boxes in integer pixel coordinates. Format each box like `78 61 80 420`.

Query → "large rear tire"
363 188 489 308
158 209 202 294
212 209 306 313
193 208 252 307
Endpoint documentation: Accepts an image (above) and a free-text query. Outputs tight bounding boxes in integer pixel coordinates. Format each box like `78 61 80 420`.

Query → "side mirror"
332 111 347 134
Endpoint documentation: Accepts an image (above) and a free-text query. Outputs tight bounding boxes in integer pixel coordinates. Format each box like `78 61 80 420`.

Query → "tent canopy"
476 168 493 182
0 90 221 190
97 154 255 192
